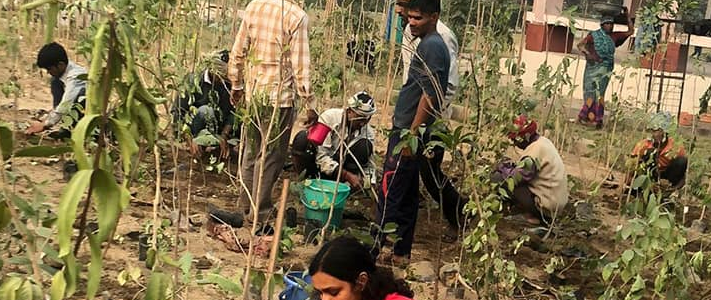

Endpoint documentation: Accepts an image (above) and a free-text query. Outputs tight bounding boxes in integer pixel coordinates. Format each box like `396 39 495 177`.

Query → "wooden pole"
263 179 290 299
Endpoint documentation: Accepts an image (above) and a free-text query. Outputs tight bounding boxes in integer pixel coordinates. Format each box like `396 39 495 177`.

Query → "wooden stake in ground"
264 179 290 300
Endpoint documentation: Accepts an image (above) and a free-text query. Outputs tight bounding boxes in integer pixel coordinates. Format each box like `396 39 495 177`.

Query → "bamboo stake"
263 179 290 300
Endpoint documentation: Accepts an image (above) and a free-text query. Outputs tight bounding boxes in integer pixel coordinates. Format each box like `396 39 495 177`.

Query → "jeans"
190 105 218 137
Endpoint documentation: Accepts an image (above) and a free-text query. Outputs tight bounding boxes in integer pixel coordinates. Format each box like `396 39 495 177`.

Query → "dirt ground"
3 19 711 300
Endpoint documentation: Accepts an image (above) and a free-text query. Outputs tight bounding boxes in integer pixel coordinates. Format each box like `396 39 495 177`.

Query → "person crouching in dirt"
626 112 688 191
291 91 376 190
25 42 87 138
492 115 569 225
171 50 238 159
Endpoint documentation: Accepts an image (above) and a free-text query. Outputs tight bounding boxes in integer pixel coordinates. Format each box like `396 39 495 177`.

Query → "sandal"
378 253 410 268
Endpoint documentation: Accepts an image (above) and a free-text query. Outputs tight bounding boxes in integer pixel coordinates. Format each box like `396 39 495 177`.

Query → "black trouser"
291 129 373 179
659 156 688 187
419 134 467 229
374 128 420 258
641 151 688 188
511 184 545 222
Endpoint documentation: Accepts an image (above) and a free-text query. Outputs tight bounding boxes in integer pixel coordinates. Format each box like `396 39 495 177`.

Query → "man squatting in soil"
26 42 87 138
171 50 239 160
373 0 451 266
493 115 569 226
291 91 377 190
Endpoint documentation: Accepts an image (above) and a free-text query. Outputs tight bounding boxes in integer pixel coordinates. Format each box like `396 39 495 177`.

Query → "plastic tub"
279 272 312 300
301 179 351 228
307 122 331 145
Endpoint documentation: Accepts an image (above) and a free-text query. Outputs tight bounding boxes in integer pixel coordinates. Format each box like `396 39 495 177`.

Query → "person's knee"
195 105 215 119
350 139 373 160
291 130 310 154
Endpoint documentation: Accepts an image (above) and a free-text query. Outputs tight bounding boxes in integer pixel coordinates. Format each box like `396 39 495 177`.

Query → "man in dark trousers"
374 0 450 267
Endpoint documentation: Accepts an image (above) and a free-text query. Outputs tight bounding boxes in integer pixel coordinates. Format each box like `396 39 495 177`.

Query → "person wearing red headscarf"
493 115 569 225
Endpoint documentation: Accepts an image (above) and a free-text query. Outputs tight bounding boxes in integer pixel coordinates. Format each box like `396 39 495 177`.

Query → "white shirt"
402 20 459 119
315 108 375 177
45 61 87 127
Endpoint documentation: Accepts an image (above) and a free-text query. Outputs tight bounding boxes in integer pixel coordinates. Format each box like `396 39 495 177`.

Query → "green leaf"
631 175 648 189
0 202 11 230
57 170 93 257
145 272 171 300
621 249 634 264
71 114 101 170
197 273 243 295
10 194 36 218
86 234 103 299
0 122 13 160
630 275 645 293
653 217 671 229
92 170 123 243
109 117 138 175
14 146 72 157
63 254 78 296
382 222 398 234
50 269 67 300
0 276 22 300
17 279 40 300
602 263 616 282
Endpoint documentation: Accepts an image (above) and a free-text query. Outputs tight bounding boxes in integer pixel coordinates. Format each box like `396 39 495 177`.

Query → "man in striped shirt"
224 0 316 229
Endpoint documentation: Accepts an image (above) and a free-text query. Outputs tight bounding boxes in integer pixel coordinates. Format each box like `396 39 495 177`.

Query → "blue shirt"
393 32 450 129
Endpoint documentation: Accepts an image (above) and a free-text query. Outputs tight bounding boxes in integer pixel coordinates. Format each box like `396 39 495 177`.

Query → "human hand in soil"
189 140 202 157
230 89 244 107
218 137 230 160
343 170 363 190
25 121 46 135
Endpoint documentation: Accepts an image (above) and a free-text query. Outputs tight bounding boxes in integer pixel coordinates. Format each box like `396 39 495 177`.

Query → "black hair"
218 49 230 63
36 42 68 69
309 236 414 300
406 0 441 14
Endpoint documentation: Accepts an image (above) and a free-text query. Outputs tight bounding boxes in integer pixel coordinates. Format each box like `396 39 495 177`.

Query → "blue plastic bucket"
300 179 351 228
279 272 312 300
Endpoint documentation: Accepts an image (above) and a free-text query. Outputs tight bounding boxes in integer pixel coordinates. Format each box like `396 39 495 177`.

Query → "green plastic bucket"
300 179 351 228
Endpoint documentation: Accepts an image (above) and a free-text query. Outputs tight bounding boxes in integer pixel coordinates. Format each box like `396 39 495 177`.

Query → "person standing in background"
397 0 466 242
577 12 633 129
375 0 450 266
213 0 317 234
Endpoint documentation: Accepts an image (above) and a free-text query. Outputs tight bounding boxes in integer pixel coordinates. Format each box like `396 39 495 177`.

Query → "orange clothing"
631 137 686 172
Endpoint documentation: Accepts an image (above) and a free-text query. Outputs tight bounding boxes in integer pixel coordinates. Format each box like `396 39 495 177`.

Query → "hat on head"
647 112 673 132
204 50 229 78
348 91 376 117
600 15 615 25
508 114 538 140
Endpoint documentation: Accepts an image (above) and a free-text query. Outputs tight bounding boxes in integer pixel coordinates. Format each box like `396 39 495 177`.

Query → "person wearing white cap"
291 91 376 190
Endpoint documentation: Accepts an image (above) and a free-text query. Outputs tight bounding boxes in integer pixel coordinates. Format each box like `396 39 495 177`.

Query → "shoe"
48 129 71 140
378 253 410 268
208 209 244 228
255 223 274 236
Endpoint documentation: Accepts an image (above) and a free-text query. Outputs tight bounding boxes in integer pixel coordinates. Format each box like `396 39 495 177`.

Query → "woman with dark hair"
309 236 413 300
576 11 633 129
